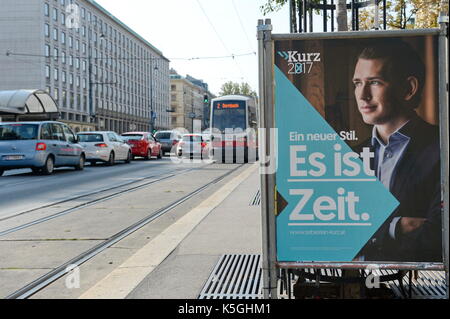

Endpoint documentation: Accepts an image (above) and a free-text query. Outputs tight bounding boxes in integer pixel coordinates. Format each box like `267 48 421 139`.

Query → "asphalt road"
0 155 246 299
0 155 206 220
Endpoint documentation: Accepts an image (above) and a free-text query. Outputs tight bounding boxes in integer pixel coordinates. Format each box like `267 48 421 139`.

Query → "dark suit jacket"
355 115 442 262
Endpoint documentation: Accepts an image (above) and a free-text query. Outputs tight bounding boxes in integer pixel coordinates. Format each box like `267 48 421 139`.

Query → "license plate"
3 155 24 160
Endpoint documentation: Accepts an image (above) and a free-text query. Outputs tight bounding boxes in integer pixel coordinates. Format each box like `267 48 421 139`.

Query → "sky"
94 0 291 96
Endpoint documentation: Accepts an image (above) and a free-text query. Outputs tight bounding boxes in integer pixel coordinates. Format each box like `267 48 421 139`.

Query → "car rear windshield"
0 124 39 140
122 134 143 141
183 135 202 142
77 134 104 143
155 132 172 139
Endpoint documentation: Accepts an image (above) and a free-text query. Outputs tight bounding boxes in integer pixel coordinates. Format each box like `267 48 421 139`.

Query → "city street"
0 156 204 220
0 157 251 298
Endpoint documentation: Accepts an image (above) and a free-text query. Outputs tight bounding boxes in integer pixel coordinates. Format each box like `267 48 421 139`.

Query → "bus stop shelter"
0 89 60 122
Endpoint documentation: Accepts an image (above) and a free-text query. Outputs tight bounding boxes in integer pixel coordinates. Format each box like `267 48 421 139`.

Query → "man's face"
353 58 403 126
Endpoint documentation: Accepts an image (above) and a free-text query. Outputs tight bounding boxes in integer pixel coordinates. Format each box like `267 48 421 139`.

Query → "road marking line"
79 163 257 299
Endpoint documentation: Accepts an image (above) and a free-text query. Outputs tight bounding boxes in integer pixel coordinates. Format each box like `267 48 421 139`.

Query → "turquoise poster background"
274 66 399 262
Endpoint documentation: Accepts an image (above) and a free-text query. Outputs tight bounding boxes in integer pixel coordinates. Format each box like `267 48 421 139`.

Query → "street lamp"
87 31 116 131
150 62 158 133
87 28 105 128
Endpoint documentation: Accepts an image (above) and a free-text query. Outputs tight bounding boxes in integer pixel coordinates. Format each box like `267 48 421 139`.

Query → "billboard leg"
438 14 449 299
258 18 278 299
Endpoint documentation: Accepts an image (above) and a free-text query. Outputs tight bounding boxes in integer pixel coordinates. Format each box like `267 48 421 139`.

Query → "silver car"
0 121 85 176
77 131 132 166
154 130 183 155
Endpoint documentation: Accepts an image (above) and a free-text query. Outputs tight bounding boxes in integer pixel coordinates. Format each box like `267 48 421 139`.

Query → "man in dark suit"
351 40 442 262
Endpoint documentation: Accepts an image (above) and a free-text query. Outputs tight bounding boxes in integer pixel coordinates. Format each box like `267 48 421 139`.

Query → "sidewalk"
80 163 262 299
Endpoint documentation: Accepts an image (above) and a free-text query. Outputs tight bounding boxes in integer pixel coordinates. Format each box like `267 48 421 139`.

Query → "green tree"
261 0 446 30
219 81 257 98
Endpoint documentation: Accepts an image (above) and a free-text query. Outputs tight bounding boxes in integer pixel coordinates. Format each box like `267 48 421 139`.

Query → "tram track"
4 163 246 299
0 163 213 238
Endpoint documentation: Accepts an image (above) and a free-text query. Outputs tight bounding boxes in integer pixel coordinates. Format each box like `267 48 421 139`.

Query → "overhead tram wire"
5 51 255 62
195 0 249 85
231 0 256 53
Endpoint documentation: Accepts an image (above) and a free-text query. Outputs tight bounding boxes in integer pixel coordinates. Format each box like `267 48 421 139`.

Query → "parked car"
77 131 132 166
0 121 85 176
177 134 209 159
154 130 182 155
121 132 162 160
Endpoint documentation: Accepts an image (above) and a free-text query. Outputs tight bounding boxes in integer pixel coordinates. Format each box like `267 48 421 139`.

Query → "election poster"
274 35 442 263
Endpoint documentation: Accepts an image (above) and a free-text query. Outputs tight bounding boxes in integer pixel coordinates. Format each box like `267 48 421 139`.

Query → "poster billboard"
274 34 443 264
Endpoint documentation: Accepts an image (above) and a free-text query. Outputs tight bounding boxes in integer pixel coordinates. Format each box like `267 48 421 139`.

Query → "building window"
44 24 50 37
62 71 66 83
52 8 58 21
45 65 50 79
171 85 176 91
53 28 58 41
62 90 67 107
61 13 65 25
61 51 66 64
44 3 49 16
68 36 73 48
54 68 59 81
54 88 59 101
45 45 50 57
53 48 58 61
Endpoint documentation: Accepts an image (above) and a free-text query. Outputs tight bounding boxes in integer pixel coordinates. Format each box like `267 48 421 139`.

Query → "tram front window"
212 101 246 132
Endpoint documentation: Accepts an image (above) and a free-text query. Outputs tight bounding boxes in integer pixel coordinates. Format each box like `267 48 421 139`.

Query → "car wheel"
41 156 55 175
145 149 152 160
90 161 97 166
125 151 132 164
0 169 4 177
75 154 85 171
107 152 115 166
157 149 162 159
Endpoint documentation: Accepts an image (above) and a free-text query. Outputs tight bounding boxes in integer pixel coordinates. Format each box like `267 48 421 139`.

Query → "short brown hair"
357 40 425 107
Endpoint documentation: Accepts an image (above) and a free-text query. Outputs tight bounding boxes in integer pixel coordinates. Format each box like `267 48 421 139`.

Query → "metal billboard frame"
258 20 449 299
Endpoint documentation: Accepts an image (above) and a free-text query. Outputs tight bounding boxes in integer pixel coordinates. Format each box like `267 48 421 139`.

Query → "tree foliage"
260 0 446 30
359 0 444 30
219 81 257 98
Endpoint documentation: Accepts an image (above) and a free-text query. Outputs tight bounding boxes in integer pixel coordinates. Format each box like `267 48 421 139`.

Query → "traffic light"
203 94 209 104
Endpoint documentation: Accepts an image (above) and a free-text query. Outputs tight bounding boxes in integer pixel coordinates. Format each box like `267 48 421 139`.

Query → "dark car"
121 132 162 160
0 121 85 176
154 130 182 155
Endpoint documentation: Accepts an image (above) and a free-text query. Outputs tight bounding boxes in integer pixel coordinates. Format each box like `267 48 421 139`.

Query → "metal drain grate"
249 190 261 206
199 254 263 299
387 270 447 299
